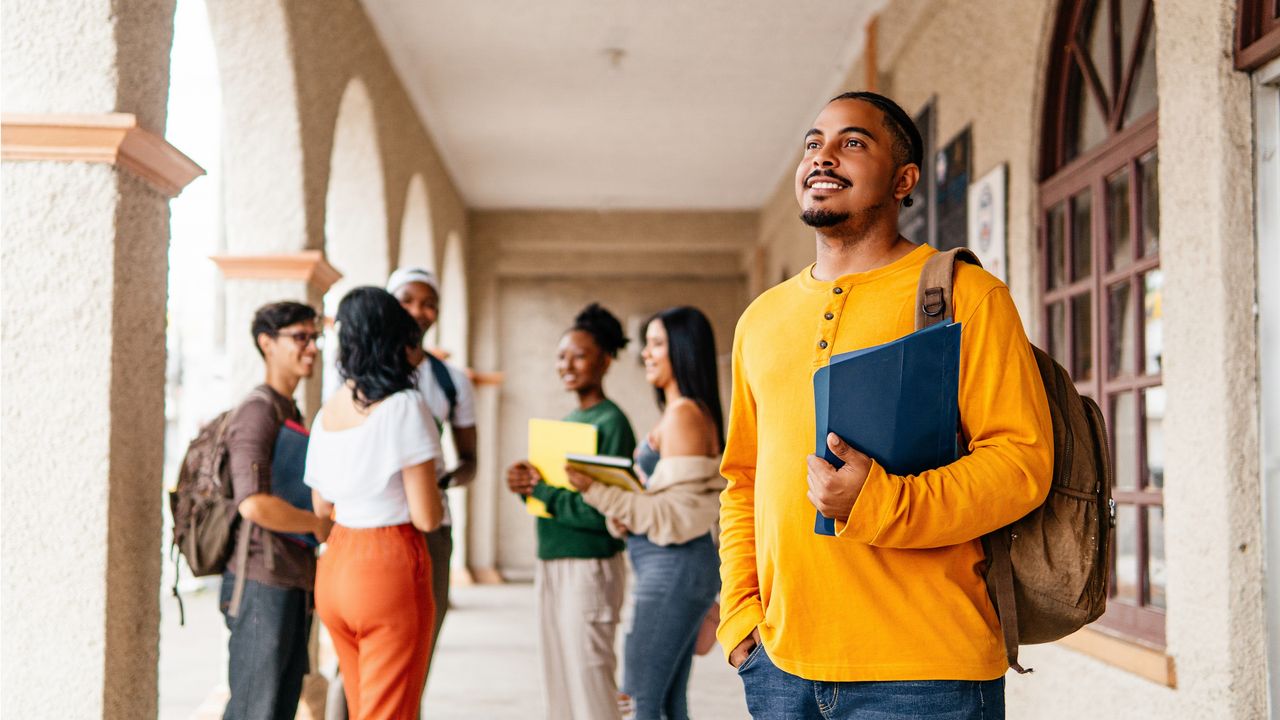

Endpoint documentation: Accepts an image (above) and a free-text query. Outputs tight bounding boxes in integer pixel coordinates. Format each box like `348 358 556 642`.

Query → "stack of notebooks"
525 419 643 518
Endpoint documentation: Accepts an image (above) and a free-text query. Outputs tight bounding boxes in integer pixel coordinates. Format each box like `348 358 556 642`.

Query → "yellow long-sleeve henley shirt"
717 243 1052 682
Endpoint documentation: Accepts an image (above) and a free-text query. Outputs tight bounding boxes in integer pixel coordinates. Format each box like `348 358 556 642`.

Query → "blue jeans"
219 574 311 720
623 533 720 720
738 644 1005 720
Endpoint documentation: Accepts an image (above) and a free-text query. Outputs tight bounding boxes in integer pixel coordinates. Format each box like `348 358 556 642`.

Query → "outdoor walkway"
160 581 749 719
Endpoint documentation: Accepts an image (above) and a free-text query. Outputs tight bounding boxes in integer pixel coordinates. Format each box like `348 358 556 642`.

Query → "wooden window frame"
1039 0 1166 649
1237 0 1280 72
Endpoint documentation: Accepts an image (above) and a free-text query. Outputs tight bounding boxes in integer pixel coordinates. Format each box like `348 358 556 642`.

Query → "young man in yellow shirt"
717 91 1053 718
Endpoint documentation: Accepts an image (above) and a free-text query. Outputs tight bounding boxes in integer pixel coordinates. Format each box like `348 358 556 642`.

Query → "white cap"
386 267 439 297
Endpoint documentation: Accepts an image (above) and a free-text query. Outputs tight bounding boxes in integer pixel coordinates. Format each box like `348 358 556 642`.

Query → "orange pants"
316 524 434 720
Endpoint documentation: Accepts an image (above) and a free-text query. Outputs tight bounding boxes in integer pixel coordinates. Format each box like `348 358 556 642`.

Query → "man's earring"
902 195 915 208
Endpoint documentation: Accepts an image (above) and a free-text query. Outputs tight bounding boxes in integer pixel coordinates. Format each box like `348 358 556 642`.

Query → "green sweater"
530 399 636 560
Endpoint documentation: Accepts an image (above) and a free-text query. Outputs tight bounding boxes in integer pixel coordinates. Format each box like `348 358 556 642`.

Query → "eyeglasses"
275 331 325 349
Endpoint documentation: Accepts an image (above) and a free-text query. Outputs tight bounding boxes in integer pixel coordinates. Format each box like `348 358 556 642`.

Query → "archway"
320 77 390 401
437 231 469 366
323 77 390 316
398 173 436 272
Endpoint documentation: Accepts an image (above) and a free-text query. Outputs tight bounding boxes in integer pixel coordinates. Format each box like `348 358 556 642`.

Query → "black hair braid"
571 303 629 358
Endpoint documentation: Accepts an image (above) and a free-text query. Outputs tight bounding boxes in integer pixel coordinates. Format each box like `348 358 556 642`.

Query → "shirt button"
833 287 843 295
819 340 829 349
824 312 834 320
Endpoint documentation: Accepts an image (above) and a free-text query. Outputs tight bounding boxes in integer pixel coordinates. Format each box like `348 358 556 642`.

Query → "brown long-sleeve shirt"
225 385 316 591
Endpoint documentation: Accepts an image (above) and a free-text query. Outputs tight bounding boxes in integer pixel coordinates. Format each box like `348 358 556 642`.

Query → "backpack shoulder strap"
915 248 983 330
426 353 458 424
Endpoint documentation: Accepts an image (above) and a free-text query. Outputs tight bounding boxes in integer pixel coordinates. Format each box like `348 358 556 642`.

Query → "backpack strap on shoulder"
426 353 458 425
915 248 982 330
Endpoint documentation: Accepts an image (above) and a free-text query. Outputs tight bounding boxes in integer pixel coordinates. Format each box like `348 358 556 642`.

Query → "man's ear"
257 332 272 356
894 164 921 204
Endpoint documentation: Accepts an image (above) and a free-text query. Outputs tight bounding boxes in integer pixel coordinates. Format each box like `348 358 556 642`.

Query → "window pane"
1114 503 1140 604
1074 73 1110 157
1071 190 1093 282
1139 152 1159 257
1119 0 1145 76
1048 301 1068 369
1143 385 1165 489
1072 294 1094 381
1112 391 1137 489
1108 280 1135 377
1046 202 1067 290
1143 270 1163 375
1147 505 1166 609
1084 0 1113 100
1107 169 1132 270
1123 10 1157 126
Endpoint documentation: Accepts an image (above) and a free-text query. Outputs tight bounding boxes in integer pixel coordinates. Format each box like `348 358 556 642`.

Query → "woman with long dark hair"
305 287 444 720
505 303 636 720
567 306 725 720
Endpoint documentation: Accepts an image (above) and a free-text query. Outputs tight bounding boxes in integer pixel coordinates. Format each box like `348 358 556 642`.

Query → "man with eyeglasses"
222 301 334 720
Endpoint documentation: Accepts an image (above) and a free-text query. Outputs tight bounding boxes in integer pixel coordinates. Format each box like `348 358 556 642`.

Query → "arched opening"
398 173 436 272
322 77 390 402
323 77 390 317
437 231 469 367
161 0 230 711
1039 0 1164 647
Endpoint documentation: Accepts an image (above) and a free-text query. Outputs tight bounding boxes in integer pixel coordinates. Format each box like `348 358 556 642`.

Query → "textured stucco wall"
752 0 1267 716
1 0 174 131
468 210 756 576
2 164 170 719
2 1 174 717
1151 0 1265 717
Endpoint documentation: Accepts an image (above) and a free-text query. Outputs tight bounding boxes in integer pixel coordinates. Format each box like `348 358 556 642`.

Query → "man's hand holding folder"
806 432 873 524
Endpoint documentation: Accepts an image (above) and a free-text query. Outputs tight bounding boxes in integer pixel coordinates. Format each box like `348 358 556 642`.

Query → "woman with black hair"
305 287 444 720
567 306 725 720
506 302 636 720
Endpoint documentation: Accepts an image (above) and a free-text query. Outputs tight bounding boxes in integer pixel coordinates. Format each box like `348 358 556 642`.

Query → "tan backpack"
916 248 1114 673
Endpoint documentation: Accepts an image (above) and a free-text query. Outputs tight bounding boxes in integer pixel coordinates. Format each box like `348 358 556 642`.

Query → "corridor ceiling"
361 1 887 210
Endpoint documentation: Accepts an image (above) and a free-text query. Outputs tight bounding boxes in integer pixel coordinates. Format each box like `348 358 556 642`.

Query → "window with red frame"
1040 0 1165 648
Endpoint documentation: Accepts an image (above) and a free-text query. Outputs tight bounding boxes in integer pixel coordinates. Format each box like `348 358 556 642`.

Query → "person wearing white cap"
324 267 478 720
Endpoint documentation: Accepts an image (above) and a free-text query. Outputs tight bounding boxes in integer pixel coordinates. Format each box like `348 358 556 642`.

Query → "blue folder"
271 419 318 548
813 321 962 536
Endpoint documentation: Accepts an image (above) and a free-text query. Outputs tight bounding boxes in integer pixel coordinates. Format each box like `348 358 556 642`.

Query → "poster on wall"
934 127 971 251
967 164 1008 284
899 101 935 248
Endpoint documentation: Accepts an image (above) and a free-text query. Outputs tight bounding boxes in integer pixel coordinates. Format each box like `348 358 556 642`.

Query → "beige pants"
536 554 626 720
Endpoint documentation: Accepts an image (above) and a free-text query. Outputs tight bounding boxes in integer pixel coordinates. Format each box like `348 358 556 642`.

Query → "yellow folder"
526 419 598 518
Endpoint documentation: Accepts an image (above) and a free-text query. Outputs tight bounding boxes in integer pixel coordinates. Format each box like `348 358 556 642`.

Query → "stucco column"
212 253 340 417
1 2 184 718
1156 1 1266 717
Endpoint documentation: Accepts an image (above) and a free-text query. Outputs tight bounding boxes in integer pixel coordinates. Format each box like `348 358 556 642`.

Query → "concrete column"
1157 1 1267 717
212 253 339 417
2 3 179 718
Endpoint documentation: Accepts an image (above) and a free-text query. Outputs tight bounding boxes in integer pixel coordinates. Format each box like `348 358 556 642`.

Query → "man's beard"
800 200 889 235
800 208 851 228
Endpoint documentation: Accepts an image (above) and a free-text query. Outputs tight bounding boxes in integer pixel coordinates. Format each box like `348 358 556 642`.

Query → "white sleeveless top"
305 389 442 528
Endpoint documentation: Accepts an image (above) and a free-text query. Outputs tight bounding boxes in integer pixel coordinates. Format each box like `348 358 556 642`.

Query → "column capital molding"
210 250 342 294
1 113 205 198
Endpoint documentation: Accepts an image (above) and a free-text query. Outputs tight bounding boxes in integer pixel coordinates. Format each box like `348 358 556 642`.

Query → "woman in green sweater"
506 303 636 720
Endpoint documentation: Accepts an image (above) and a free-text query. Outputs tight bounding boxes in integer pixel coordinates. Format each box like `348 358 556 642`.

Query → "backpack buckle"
922 287 945 317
